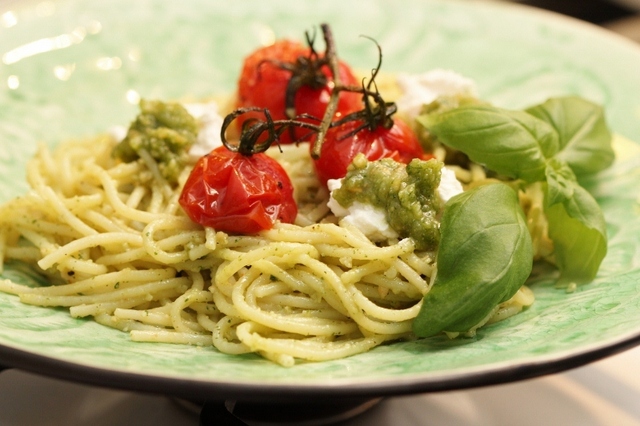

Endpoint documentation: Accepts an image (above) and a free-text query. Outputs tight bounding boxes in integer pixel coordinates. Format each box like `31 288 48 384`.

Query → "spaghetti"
0 125 534 367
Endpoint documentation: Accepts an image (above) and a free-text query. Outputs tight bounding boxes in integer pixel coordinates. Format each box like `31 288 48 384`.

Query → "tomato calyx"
310 38 428 185
331 98 398 141
235 24 362 145
334 38 396 134
331 40 398 135
310 36 401 159
225 23 356 153
264 29 330 119
264 25 360 122
221 107 322 156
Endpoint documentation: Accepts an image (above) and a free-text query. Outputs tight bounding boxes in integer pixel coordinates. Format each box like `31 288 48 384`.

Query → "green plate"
1 0 640 401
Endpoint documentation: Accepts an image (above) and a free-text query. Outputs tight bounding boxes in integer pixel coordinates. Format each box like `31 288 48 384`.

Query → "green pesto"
333 154 443 251
112 99 198 184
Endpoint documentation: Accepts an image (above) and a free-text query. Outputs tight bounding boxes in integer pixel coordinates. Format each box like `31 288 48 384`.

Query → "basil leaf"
417 104 558 182
527 96 614 176
544 158 576 206
545 160 607 284
413 183 533 337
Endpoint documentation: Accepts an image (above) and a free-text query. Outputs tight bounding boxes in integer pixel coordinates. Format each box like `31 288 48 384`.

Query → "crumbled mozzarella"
323 69 474 241
108 125 128 143
438 166 464 203
327 179 399 242
395 69 478 120
183 101 224 160
327 167 463 241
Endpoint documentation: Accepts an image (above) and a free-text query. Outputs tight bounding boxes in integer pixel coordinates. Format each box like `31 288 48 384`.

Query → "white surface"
2 346 640 425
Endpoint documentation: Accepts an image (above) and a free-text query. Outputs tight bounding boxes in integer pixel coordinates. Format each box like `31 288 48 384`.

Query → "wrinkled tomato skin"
236 40 362 144
312 118 427 186
179 147 297 234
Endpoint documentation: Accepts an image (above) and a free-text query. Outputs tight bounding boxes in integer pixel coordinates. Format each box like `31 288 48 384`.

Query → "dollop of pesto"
333 154 443 251
112 99 198 184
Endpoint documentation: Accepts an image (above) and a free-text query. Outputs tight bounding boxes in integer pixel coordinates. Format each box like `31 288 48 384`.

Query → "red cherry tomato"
235 39 362 144
179 146 297 234
312 118 427 186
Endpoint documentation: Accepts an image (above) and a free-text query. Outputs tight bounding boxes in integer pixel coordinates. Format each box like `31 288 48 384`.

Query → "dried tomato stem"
311 23 342 159
221 107 322 156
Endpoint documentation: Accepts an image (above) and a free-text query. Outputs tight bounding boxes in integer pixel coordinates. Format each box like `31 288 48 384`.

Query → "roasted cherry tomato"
179 146 297 234
235 39 362 144
312 117 427 186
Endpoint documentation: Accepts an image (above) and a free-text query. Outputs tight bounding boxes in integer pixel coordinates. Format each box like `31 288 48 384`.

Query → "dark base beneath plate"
174 397 383 426
521 0 635 24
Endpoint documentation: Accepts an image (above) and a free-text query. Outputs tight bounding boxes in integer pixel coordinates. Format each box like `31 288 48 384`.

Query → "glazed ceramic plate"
1 0 640 402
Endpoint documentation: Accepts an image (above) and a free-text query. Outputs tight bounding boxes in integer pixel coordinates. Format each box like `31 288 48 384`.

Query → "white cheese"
327 166 463 241
327 179 399 242
395 69 478 121
438 166 464 203
183 101 224 160
108 125 127 143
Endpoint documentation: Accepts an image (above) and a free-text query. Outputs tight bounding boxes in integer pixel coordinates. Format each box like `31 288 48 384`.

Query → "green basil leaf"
544 158 577 207
527 96 614 176
417 104 558 182
545 160 607 284
413 183 533 337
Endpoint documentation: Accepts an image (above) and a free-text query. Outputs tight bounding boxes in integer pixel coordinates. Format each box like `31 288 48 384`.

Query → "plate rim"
2 323 640 401
2 0 640 401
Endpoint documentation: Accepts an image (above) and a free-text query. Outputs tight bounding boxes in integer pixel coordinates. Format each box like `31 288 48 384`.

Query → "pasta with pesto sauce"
0 130 535 366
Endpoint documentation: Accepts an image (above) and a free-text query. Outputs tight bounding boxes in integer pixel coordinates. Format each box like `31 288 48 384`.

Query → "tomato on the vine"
312 117 428 186
179 146 297 234
235 39 362 144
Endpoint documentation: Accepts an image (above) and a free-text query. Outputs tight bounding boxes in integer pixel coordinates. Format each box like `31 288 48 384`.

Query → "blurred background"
512 0 640 42
2 0 640 42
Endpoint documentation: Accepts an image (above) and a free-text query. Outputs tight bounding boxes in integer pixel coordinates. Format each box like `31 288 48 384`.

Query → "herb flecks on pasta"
0 136 443 366
0 24 613 366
